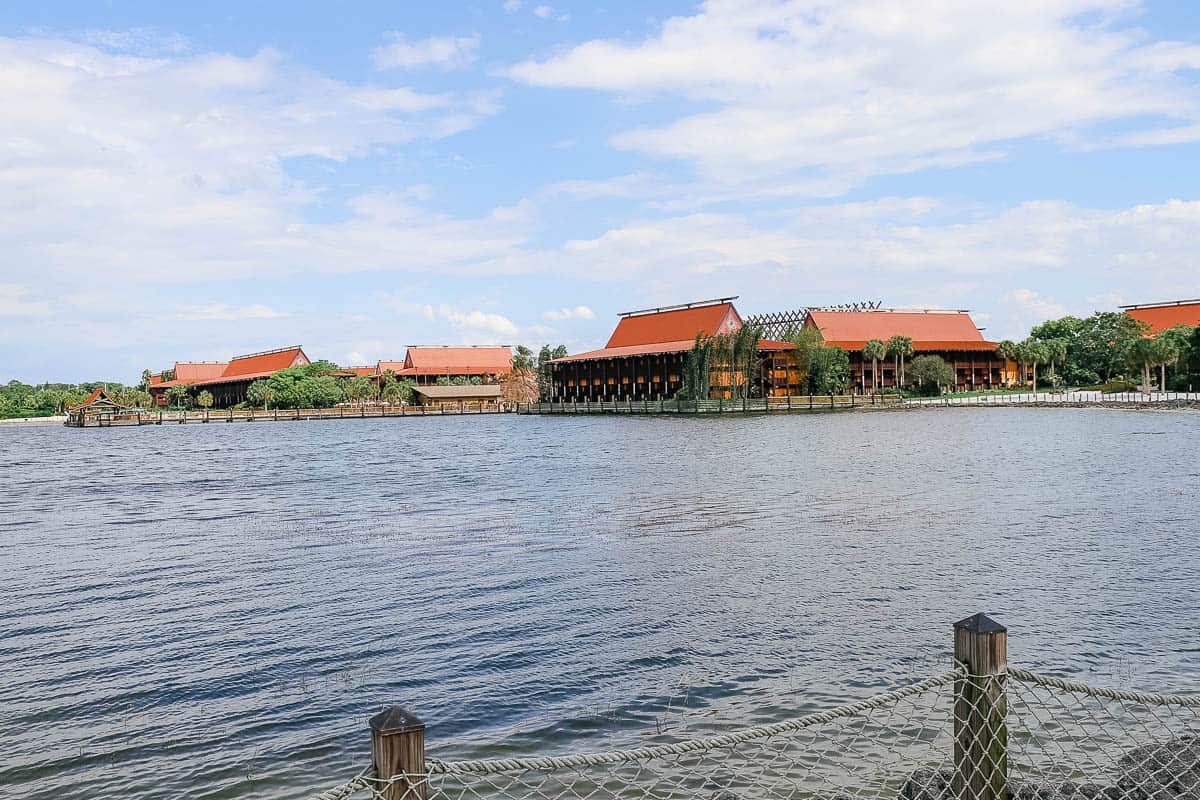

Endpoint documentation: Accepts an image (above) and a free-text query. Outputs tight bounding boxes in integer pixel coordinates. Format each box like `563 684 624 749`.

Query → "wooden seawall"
517 395 902 415
66 402 510 428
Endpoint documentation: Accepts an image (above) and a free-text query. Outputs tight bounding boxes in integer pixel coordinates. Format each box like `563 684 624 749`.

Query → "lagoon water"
2 409 1199 799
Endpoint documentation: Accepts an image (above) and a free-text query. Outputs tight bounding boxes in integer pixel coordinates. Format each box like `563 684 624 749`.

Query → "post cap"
369 706 425 735
954 613 1006 634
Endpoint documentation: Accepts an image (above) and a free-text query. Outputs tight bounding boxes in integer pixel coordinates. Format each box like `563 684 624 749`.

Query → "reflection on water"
1 409 1198 799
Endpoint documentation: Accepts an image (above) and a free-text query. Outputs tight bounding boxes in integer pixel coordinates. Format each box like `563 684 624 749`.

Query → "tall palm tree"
1017 338 1048 392
1153 337 1180 392
1042 339 1067 387
1131 338 1156 392
863 339 887 391
996 340 1018 387
887 336 914 389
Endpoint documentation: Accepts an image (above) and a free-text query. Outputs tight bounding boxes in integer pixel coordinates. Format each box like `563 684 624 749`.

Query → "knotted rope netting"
312 665 1200 800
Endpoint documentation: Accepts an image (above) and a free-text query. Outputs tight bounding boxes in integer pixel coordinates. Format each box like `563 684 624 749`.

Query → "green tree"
1043 338 1068 388
886 336 914 389
344 376 373 406
246 379 276 409
785 325 826 386
513 345 536 370
166 383 192 409
382 378 415 405
806 346 850 395
304 375 345 408
197 390 214 410
1158 325 1194 390
1130 337 1157 391
863 339 887 391
908 354 956 396
140 369 153 391
995 340 1018 386
1017 338 1049 390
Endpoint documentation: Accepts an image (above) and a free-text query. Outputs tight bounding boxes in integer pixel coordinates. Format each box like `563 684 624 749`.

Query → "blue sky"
2 1 1199 382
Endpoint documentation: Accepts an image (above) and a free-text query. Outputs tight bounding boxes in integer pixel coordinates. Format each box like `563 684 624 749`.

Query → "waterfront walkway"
518 391 1200 415
68 402 508 427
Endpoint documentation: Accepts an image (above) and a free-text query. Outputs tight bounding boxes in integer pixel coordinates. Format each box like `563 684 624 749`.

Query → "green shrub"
1099 380 1137 393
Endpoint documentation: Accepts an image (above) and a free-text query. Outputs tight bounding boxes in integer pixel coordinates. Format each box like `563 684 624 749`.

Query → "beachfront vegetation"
779 325 851 395
1028 312 1149 385
908 355 956 396
244 363 346 409
382 378 415 405
863 339 886 391
679 325 764 400
0 380 152 419
887 336 914 388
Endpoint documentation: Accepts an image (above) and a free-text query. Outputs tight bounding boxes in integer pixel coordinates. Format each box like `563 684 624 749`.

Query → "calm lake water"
2 409 1198 799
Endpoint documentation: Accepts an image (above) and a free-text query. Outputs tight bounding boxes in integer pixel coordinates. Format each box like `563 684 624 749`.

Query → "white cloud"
0 285 50 317
439 305 519 337
999 289 1072 339
376 294 518 338
0 37 511 287
503 0 522 12
172 303 288 321
372 33 481 70
507 0 1200 191
533 6 553 19
543 305 596 321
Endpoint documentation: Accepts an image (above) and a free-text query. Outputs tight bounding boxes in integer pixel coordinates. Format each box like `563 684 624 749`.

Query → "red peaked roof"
607 302 741 348
398 346 513 375
805 310 995 352
1124 301 1200 335
221 346 309 379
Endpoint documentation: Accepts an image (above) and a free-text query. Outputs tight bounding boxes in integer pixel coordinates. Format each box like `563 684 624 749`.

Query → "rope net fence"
312 666 1200 800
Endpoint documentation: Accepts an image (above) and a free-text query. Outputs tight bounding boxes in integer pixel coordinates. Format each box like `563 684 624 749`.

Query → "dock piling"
370 706 427 800
953 613 1008 800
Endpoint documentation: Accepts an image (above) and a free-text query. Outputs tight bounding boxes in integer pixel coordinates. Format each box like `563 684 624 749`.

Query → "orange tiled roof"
220 346 309 379
400 346 513 374
805 310 995 352
342 366 378 377
606 303 740 348
377 360 407 374
1124 301 1200 335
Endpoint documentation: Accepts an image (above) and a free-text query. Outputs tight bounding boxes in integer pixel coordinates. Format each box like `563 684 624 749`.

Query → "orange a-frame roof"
220 346 309 379
805 310 996 352
398 346 513 375
606 301 741 348
1123 300 1200 335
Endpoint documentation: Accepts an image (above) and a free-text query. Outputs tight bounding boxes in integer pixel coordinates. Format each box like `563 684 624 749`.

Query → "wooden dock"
66 402 510 427
517 395 902 415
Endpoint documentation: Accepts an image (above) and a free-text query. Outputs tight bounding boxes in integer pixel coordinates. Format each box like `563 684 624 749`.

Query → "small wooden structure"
65 388 143 427
411 384 503 409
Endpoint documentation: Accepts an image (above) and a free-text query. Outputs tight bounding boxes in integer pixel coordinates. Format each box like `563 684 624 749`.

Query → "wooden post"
370 706 426 800
953 613 1008 800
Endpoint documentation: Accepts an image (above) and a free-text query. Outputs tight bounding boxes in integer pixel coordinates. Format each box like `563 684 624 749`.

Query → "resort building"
412 384 504 408
148 346 310 407
802 309 1004 391
377 346 513 385
548 298 799 401
1122 300 1200 334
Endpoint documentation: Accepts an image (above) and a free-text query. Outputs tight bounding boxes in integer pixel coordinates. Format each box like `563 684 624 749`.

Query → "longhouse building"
802 309 1003 391
148 346 311 407
377 346 513 385
548 299 798 400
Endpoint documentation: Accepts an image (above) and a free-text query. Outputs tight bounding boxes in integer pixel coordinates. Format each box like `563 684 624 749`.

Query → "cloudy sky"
3 1 1200 382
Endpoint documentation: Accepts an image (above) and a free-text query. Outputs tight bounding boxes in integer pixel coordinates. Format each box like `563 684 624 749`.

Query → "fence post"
370 706 427 800
953 613 1008 800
